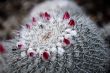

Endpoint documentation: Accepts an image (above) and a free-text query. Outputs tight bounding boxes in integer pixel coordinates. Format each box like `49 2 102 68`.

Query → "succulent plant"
0 0 110 73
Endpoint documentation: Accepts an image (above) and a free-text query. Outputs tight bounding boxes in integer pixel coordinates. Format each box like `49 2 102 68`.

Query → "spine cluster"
17 11 77 61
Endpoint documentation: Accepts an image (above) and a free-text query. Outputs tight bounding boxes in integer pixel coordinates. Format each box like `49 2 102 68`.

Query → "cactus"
0 0 110 73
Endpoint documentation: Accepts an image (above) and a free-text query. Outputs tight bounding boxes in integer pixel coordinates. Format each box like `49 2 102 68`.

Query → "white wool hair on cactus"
0 0 110 73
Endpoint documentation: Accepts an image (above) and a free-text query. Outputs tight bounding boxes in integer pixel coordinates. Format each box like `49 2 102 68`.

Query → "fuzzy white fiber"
0 0 110 73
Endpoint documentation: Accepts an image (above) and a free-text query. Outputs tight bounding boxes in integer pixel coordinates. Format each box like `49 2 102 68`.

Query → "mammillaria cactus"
0 0 110 73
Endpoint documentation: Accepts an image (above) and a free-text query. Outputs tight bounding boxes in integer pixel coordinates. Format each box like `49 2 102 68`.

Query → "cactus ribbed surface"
0 1 110 73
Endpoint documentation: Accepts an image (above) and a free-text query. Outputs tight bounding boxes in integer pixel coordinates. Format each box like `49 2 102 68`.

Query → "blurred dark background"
75 0 110 27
